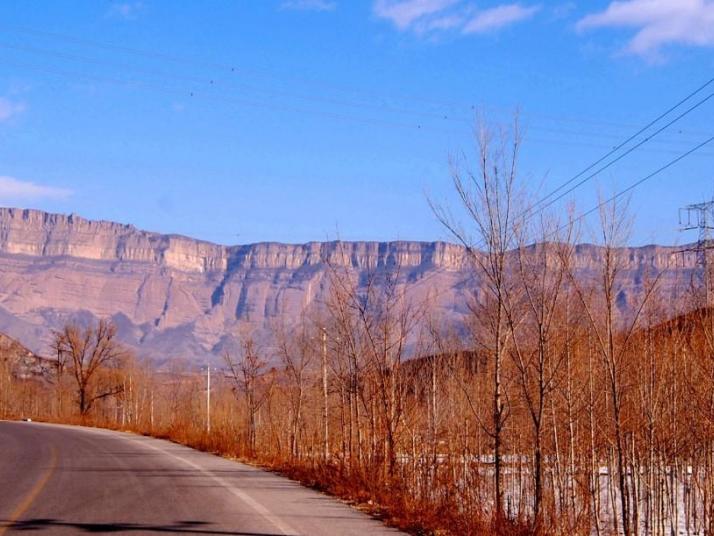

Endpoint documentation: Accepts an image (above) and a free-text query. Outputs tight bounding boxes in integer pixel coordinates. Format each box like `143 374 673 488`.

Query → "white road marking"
82 427 299 536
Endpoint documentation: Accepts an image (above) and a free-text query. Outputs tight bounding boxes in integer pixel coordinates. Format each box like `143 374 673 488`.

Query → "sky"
0 0 713 246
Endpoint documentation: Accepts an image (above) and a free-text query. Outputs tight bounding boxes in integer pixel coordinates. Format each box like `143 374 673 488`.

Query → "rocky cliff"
0 331 52 382
0 208 699 363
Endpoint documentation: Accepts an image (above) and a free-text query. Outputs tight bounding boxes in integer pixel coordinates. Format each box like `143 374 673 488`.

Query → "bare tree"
275 317 315 459
323 245 367 467
430 118 524 520
53 319 127 416
359 267 418 479
568 196 661 536
225 335 274 455
506 218 574 529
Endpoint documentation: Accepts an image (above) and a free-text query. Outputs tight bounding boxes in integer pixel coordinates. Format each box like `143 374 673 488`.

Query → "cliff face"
0 208 698 363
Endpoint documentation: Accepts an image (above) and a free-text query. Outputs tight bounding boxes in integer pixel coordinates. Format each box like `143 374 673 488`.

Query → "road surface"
0 421 402 535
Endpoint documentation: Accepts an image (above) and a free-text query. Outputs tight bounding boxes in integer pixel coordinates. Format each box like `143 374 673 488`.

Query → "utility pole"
321 327 329 460
206 364 211 434
679 199 714 307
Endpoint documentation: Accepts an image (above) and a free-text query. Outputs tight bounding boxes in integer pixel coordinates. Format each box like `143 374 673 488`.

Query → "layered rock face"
0 208 699 363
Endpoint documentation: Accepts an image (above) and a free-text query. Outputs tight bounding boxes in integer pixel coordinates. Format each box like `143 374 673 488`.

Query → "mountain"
0 207 699 364
0 331 53 382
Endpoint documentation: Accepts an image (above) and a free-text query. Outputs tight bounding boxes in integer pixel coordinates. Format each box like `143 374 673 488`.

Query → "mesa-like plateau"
0 207 697 363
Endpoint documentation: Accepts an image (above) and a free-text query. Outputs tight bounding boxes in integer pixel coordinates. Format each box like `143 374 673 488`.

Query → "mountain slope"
0 330 52 381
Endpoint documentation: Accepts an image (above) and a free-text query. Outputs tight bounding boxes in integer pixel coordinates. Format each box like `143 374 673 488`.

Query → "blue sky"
0 0 712 246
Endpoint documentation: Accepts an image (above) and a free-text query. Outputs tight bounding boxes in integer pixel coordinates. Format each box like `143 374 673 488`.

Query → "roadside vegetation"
2 124 713 535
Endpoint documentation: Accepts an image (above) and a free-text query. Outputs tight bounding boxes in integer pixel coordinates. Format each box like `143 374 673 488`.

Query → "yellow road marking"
0 445 58 535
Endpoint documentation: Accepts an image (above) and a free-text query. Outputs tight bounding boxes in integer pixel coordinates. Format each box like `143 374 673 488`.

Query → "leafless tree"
225 335 274 455
568 196 661 536
275 317 315 459
52 319 127 416
506 217 574 529
430 118 524 519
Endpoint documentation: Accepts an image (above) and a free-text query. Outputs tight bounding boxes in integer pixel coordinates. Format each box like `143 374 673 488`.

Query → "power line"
1 39 707 151
523 89 714 223
0 24 572 113
413 77 714 270
5 54 712 163
409 83 714 296
426 80 714 266
413 134 714 302
0 40 471 126
1 25 711 142
0 24 494 121
6 53 711 165
0 57 444 133
549 134 714 241
524 75 714 219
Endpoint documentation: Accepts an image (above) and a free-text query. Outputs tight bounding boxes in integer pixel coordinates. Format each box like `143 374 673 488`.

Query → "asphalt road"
0 421 402 535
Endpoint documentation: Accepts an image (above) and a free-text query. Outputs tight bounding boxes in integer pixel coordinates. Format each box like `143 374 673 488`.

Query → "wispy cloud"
0 177 72 200
463 4 540 33
577 0 714 57
374 0 459 30
417 13 464 32
281 0 336 11
0 97 26 122
107 2 144 20
373 1 539 36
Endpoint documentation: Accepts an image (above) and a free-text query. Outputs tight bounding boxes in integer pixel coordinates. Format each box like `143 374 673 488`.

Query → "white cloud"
373 1 539 36
0 97 26 122
0 177 72 200
463 4 540 33
107 2 144 20
416 13 465 32
281 0 336 11
374 0 459 30
577 0 714 56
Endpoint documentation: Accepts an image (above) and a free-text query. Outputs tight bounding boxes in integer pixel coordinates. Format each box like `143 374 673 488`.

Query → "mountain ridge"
0 207 699 363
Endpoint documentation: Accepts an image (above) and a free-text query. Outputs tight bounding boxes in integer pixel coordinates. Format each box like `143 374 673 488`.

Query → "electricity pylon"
679 199 714 307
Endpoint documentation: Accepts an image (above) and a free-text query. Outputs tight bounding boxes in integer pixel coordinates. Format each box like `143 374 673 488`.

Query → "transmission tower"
679 199 714 306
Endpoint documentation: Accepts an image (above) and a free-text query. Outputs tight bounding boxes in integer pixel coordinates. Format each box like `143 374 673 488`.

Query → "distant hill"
0 331 53 381
0 207 700 364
